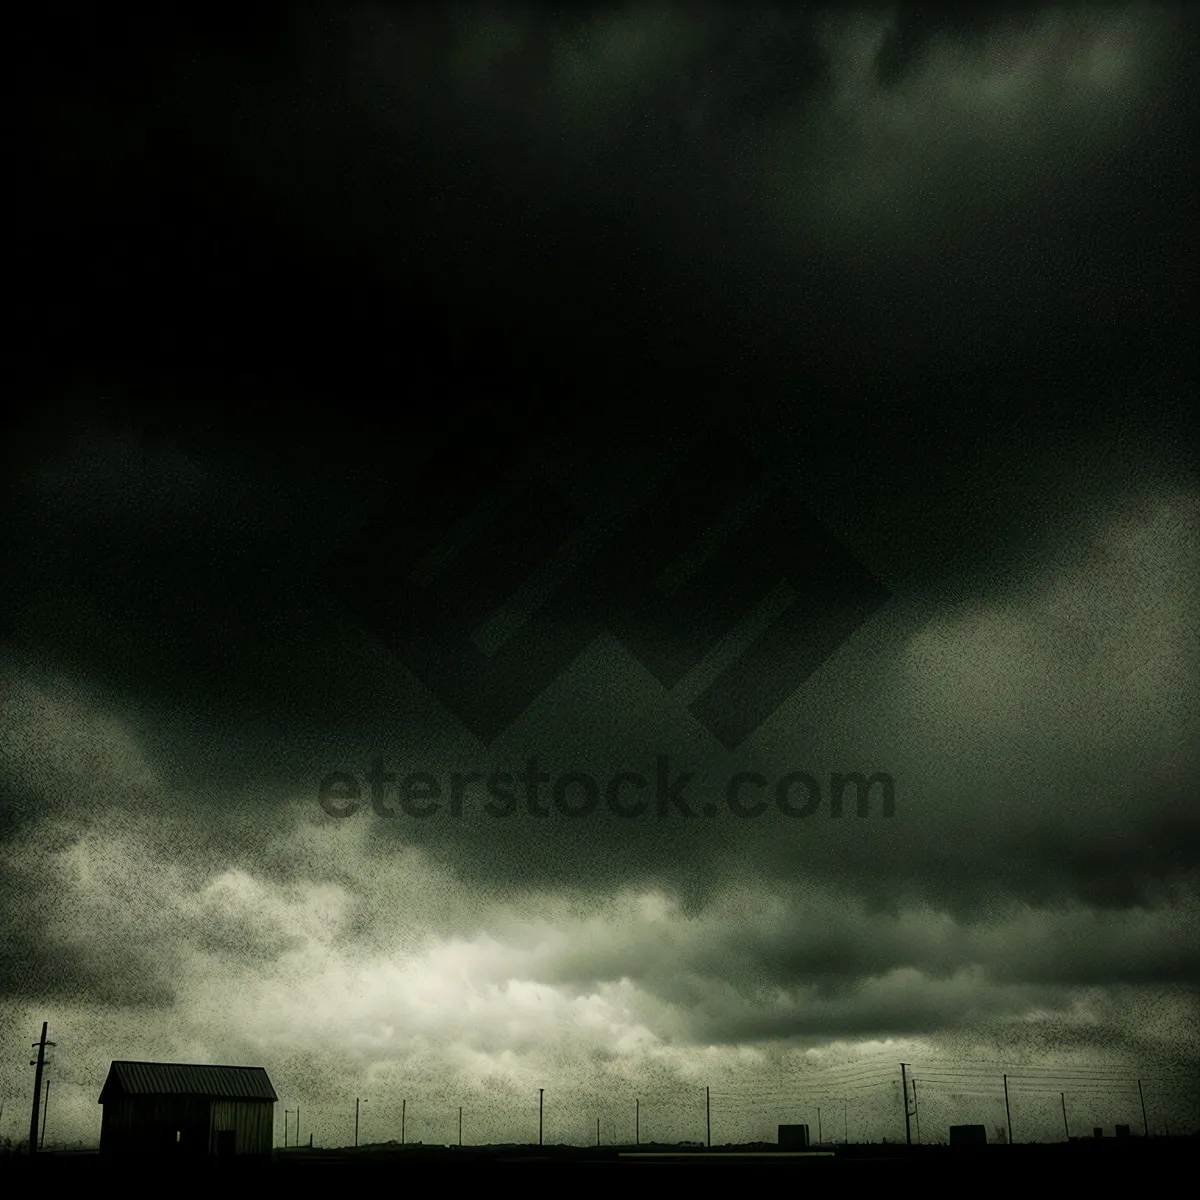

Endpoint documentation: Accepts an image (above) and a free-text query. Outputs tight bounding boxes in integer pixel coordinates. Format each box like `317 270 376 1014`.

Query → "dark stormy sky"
4 2 1198 1147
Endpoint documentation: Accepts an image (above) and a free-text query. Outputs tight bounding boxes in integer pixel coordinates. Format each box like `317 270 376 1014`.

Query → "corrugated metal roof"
99 1061 278 1102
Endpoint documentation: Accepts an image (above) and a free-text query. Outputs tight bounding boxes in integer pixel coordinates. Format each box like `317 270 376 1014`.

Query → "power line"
710 1069 899 1098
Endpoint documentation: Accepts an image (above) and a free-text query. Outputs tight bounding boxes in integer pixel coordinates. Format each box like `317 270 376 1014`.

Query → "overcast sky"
5 2 1198 1148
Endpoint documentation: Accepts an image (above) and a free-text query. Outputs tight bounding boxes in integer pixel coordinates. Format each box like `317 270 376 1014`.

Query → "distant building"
1115 1125 1131 1138
1094 1128 1103 1138
778 1124 809 1149
949 1124 988 1146
99 1061 277 1158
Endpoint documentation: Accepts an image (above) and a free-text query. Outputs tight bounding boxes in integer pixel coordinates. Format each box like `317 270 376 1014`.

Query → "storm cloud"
4 0 1198 1150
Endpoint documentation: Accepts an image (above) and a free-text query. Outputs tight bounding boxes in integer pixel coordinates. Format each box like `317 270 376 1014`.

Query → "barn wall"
100 1096 212 1156
210 1099 274 1156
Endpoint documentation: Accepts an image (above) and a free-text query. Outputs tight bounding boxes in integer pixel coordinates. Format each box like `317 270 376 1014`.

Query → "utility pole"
296 1106 300 1147
635 1099 639 1146
402 1099 406 1146
1003 1075 1012 1146
1061 1093 1069 1141
355 1097 360 1148
844 1097 848 1144
458 1106 462 1147
29 1022 54 1157
706 1087 710 1148
40 1081 49 1149
284 1110 290 1148
597 1117 600 1146
900 1064 911 1146
539 1089 543 1147
817 1107 822 1145
1138 1080 1148 1137
912 1079 921 1144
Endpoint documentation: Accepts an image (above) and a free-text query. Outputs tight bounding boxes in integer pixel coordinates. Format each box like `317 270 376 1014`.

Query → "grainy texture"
4 1 1197 1153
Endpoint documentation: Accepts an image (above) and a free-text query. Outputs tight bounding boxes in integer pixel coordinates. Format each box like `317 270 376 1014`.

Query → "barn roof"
99 1061 278 1103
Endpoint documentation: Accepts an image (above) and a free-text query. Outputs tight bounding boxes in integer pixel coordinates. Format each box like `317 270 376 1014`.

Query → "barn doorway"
216 1130 236 1157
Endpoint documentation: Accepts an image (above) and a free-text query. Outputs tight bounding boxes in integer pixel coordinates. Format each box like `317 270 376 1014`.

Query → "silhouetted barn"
99 1061 277 1157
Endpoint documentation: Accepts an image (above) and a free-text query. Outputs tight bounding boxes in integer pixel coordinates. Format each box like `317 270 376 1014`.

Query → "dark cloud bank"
4 1 1198 1147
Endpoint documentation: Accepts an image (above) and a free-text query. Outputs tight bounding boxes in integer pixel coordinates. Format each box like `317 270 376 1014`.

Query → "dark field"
3 1135 1196 1177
